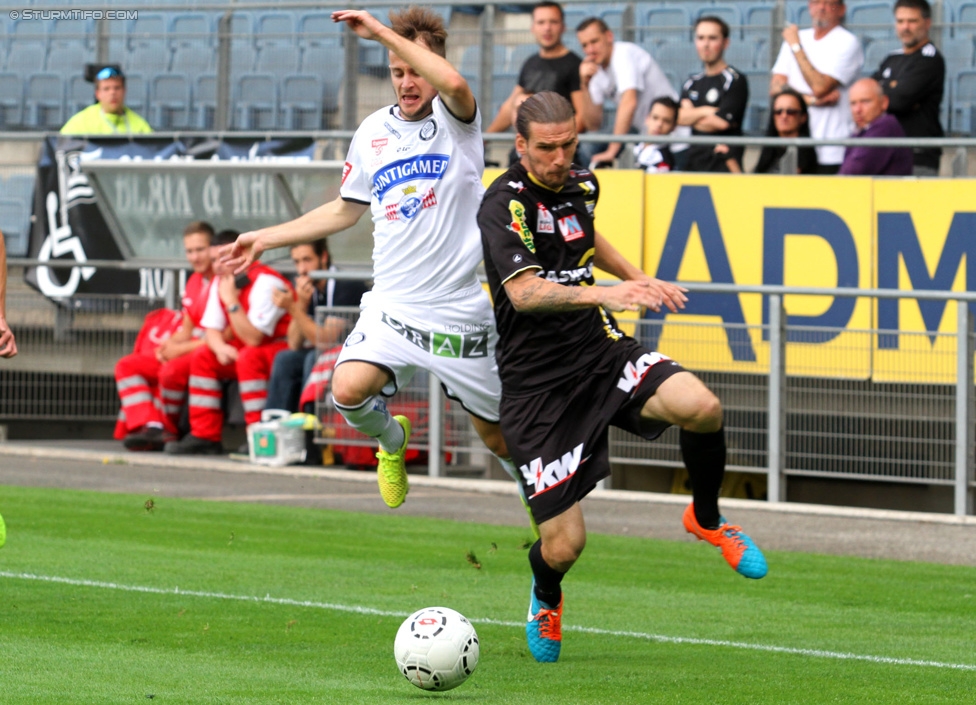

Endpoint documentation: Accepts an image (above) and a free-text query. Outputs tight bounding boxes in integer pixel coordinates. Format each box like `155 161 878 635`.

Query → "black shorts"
500 339 685 524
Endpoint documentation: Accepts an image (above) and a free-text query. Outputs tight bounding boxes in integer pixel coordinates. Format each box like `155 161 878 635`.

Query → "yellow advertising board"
872 179 976 383
642 173 873 378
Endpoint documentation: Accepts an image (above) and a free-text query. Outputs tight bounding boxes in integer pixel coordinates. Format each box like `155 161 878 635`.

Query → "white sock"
334 395 405 453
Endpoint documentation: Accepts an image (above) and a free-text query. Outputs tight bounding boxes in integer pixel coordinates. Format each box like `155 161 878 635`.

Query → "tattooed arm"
503 270 686 315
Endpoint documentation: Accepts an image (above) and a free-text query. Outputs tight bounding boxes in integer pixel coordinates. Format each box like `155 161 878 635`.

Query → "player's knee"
545 534 585 569
331 372 369 408
684 390 722 433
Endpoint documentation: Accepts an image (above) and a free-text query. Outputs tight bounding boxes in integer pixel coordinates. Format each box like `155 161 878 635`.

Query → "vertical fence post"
767 294 786 502
215 12 231 132
478 5 496 125
428 373 443 478
954 301 974 516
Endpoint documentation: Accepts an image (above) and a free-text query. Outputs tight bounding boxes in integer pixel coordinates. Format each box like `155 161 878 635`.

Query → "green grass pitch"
0 484 974 703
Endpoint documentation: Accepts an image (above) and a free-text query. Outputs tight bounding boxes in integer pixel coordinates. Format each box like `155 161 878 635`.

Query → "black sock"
680 428 726 530
529 539 565 607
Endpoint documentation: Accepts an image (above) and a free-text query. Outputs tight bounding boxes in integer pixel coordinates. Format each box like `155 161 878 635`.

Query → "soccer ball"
394 606 480 691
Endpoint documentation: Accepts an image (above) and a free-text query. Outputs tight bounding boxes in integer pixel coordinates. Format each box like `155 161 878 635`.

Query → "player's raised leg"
332 360 411 508
642 371 767 579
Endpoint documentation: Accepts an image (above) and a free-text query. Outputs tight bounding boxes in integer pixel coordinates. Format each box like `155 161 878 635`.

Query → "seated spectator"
754 88 820 174
838 78 913 176
264 239 370 413
633 97 679 173
165 230 295 455
114 221 216 451
61 66 152 135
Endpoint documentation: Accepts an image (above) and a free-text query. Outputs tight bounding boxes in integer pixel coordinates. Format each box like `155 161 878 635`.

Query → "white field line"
3 570 975 672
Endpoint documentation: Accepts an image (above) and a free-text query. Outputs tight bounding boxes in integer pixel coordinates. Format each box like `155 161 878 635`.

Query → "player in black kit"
872 0 945 175
477 92 767 665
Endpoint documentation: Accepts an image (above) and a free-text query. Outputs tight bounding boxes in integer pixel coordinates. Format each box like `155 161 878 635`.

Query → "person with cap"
60 66 153 135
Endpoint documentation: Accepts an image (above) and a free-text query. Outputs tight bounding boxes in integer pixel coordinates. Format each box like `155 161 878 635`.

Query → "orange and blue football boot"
526 579 562 662
683 503 768 579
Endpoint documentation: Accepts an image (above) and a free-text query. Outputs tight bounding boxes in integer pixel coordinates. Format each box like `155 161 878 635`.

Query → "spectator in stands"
771 0 864 174
754 88 821 174
575 17 678 168
114 221 216 451
486 2 587 165
165 230 295 455
0 230 16 359
633 97 679 173
872 0 945 176
60 66 153 136
679 16 749 173
838 78 913 175
264 239 370 413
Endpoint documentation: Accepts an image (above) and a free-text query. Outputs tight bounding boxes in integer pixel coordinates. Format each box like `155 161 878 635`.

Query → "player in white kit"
224 7 519 511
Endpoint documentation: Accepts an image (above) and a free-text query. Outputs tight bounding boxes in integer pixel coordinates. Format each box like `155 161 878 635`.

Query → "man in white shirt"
771 0 864 173
575 17 678 168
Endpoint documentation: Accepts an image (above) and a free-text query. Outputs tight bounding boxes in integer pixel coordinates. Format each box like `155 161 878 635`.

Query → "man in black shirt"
486 2 586 163
478 92 767 665
872 0 944 175
679 16 749 172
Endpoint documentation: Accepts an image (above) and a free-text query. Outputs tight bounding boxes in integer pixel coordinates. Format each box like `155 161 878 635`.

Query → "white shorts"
336 288 501 422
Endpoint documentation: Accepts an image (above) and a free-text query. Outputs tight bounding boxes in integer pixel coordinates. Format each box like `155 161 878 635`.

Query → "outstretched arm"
333 9 476 121
223 196 368 274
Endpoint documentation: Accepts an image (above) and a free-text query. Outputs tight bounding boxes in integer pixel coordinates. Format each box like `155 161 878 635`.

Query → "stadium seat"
255 12 296 47
151 74 191 129
280 73 324 129
509 43 537 74
171 45 213 75
127 13 168 46
0 73 25 128
492 73 519 119
50 18 93 50
25 72 64 129
169 13 213 49
66 75 93 116
861 38 902 76
46 44 92 76
693 4 743 31
10 18 48 45
0 199 30 258
255 44 301 77
848 1 895 42
600 3 630 34
300 43 344 107
6 42 48 76
124 72 148 116
742 68 773 134
726 41 757 71
639 5 692 45
193 74 216 129
235 73 278 129
298 12 343 47
650 37 701 87
952 68 976 132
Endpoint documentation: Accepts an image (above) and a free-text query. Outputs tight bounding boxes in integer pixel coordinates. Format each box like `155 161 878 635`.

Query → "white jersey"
340 96 486 311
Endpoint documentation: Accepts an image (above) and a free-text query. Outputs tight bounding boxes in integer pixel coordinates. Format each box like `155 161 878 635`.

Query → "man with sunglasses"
61 66 153 135
770 0 863 173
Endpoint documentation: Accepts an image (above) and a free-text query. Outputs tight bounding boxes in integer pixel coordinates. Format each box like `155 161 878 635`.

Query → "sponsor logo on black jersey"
508 200 535 253
420 119 438 141
558 214 585 242
539 261 593 284
536 204 554 234
519 443 585 497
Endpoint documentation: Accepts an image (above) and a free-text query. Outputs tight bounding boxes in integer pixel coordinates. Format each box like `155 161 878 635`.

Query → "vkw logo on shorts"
519 443 584 497
617 352 671 394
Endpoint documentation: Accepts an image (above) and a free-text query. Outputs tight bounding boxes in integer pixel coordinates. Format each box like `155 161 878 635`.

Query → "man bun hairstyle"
389 6 448 58
516 91 576 139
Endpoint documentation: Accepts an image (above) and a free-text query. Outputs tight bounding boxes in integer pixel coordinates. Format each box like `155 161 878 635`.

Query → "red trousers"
187 341 288 441
115 353 193 438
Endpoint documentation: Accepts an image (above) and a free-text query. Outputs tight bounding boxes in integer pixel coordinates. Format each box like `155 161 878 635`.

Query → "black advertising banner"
25 136 315 299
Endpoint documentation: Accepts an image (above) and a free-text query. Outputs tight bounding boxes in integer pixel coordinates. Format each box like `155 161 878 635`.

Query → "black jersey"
478 162 627 396
518 52 582 101
680 66 748 172
872 43 945 170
